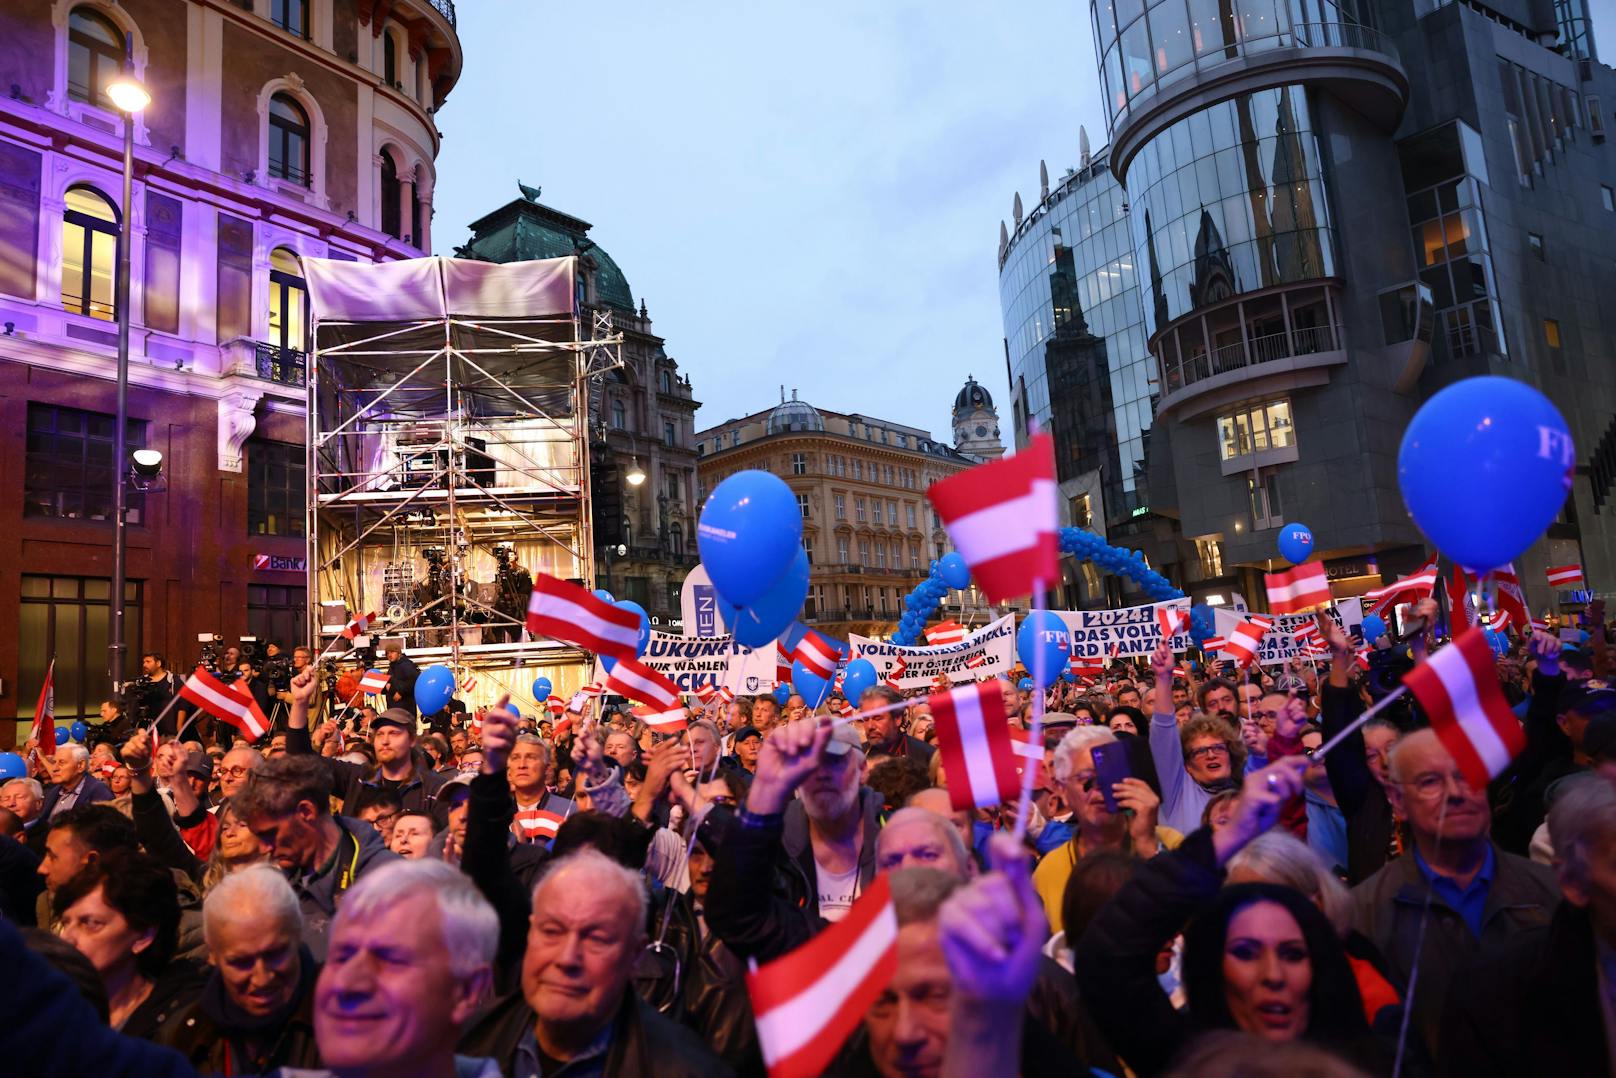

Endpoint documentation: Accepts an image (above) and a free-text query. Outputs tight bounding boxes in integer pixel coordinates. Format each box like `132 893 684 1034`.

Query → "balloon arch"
890 527 1185 646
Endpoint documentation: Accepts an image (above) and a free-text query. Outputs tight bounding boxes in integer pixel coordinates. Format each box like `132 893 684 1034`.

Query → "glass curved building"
1001 0 1616 612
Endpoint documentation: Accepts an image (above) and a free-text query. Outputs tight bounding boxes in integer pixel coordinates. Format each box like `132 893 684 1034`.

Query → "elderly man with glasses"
1349 728 1561 1060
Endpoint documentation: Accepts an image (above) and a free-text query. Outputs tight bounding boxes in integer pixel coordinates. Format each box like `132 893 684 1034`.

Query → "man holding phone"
1031 725 1180 934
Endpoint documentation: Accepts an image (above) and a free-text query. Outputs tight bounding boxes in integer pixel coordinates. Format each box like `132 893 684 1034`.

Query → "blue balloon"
1017 677 1035 692
773 682 793 705
414 665 456 715
1399 376 1573 573
532 676 552 702
0 752 24 781
698 470 804 607
841 658 879 701
1189 604 1216 645
615 600 652 656
937 552 971 589
1277 523 1315 565
792 659 832 709
725 546 810 648
54 728 69 746
69 722 87 743
592 589 615 604
1016 611 1070 685
1360 614 1387 644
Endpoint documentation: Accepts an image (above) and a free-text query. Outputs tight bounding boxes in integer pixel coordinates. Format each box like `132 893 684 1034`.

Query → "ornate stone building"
0 0 463 731
457 185 701 628
951 375 1005 461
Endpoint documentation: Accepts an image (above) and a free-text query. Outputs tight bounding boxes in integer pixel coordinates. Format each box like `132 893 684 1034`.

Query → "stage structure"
302 255 622 685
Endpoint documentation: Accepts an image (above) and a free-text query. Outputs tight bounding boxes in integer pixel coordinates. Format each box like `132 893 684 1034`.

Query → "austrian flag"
1265 562 1332 615
341 611 378 640
1155 605 1189 642
924 620 967 646
1404 628 1525 790
525 574 642 663
513 808 565 842
1364 554 1438 616
359 669 390 695
748 875 899 1078
1222 615 1274 667
1546 564 1586 589
179 667 270 743
603 657 683 713
790 628 843 680
926 432 1058 602
929 680 1020 812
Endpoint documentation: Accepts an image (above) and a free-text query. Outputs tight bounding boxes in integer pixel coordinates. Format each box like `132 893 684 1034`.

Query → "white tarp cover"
302 255 576 324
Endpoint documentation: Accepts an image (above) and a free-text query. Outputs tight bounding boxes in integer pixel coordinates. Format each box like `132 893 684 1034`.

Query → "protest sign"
1212 604 1361 667
849 616 1016 689
1053 599 1193 659
592 631 777 694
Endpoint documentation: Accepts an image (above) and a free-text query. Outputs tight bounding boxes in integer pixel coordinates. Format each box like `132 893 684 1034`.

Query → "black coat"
1318 683 1397 884
156 947 321 1073
387 655 421 715
1437 901 1608 1077
286 724 450 827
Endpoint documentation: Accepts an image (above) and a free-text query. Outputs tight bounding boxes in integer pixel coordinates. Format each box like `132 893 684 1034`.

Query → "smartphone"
1092 740 1133 814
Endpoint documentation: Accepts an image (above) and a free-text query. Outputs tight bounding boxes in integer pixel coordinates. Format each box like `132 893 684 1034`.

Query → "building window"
729 431 740 448
906 503 917 529
1544 318 1562 349
897 434 907 448
663 421 676 446
854 460 864 481
791 452 806 475
1604 185 1615 211
659 369 672 394
803 542 813 567
838 536 850 562
20 575 142 721
25 404 145 522
1248 470 1283 530
380 150 401 236
67 7 122 108
1528 233 1545 260
834 494 846 520
248 584 306 653
1195 537 1226 578
875 543 887 570
268 93 311 185
268 248 307 354
248 439 305 536
858 540 870 566
383 30 398 86
1217 399 1296 463
796 492 810 519
886 501 897 526
61 185 119 320
854 497 866 523
1069 494 1093 530
610 400 626 430
272 0 308 37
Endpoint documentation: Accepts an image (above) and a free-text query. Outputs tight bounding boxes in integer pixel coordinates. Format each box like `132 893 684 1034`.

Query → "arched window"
268 94 310 185
658 369 672 394
383 31 398 87
380 151 401 238
61 185 119 320
68 7 122 108
268 248 308 355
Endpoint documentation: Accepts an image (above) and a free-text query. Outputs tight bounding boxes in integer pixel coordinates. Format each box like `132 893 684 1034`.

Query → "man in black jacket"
1318 618 1401 884
860 686 936 767
458 846 731 1077
383 639 420 717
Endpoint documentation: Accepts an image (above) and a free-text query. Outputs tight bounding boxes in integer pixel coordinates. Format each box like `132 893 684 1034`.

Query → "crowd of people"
1 601 1614 1077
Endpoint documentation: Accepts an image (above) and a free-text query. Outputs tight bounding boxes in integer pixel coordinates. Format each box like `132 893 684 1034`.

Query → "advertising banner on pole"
679 565 719 639
848 616 1016 689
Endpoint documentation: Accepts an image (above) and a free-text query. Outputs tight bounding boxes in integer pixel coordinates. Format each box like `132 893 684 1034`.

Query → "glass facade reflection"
999 156 1154 526
1129 84 1336 339
1093 0 1390 129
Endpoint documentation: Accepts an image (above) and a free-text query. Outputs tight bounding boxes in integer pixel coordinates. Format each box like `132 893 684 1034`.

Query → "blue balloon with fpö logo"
0 753 24 780
937 552 972 589
1016 611 1070 685
531 677 552 702
414 665 456 715
1360 614 1388 644
697 470 804 608
1398 376 1573 574
1277 523 1314 564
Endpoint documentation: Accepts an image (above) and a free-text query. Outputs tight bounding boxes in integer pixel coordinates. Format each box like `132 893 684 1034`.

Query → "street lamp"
626 457 646 486
107 35 148 696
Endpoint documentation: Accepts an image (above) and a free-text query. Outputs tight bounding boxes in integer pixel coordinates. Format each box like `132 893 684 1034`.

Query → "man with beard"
159 864 319 1071
705 717 882 963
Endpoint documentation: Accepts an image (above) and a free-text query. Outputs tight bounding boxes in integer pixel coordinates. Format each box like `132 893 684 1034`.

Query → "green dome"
458 186 635 313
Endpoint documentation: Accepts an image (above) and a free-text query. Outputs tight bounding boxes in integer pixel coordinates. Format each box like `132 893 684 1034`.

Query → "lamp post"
106 39 150 696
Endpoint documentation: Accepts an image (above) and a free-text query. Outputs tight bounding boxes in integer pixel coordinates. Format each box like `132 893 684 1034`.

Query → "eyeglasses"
1401 771 1477 800
1187 743 1230 760
219 765 253 779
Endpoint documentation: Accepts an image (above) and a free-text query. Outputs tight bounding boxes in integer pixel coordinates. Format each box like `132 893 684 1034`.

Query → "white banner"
849 616 1016 690
592 631 777 694
1053 599 1193 658
1211 603 1362 667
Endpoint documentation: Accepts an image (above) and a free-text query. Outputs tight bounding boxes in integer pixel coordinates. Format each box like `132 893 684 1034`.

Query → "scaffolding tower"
301 255 622 679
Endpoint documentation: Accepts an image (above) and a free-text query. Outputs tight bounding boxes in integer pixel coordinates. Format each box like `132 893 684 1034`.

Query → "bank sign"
253 554 307 573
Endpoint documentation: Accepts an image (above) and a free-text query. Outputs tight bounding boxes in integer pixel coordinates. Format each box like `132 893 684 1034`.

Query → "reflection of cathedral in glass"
1190 208 1237 309
1043 231 1119 492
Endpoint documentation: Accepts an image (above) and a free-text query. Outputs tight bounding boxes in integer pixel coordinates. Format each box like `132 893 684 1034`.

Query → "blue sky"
430 0 1104 440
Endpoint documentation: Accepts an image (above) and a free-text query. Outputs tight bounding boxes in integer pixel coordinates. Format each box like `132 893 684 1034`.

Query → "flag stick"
1013 580 1048 843
1312 684 1410 761
144 690 187 739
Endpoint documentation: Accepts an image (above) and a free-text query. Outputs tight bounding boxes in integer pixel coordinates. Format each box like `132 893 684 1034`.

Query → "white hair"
877 807 972 878
204 863 302 945
1550 775 1616 894
1228 830 1352 935
1051 725 1117 783
336 859 499 978
58 743 89 767
2 777 44 802
534 848 648 939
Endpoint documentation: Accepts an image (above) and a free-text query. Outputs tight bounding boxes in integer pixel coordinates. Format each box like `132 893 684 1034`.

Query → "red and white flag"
1222 615 1274 667
717 686 736 704
1155 606 1189 642
748 875 899 1078
1488 565 1531 632
460 671 478 694
359 669 390 695
789 629 843 681
692 684 718 704
1529 617 1550 633
776 643 794 686
179 667 270 743
1007 726 1044 778
604 657 683 713
929 681 1020 811
33 659 56 757
1070 655 1104 677
513 808 565 842
525 574 642 663
1200 636 1227 653
1265 563 1332 615
883 656 908 688
545 695 567 715
1448 565 1478 629
1546 564 1585 589
341 611 378 640
1365 555 1438 616
1482 610 1512 634
1404 628 1525 789
924 620 967 647
926 432 1058 602
965 654 988 670
631 703 689 732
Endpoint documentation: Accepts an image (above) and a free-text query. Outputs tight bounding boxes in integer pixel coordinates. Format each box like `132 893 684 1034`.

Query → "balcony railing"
425 0 456 26
255 342 308 387
1160 323 1343 395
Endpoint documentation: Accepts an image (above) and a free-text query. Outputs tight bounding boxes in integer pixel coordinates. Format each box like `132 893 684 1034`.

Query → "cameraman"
275 645 322 722
133 653 180 736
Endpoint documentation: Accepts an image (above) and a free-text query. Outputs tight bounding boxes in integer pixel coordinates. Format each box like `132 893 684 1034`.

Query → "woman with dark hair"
1075 757 1384 1076
54 847 203 1037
